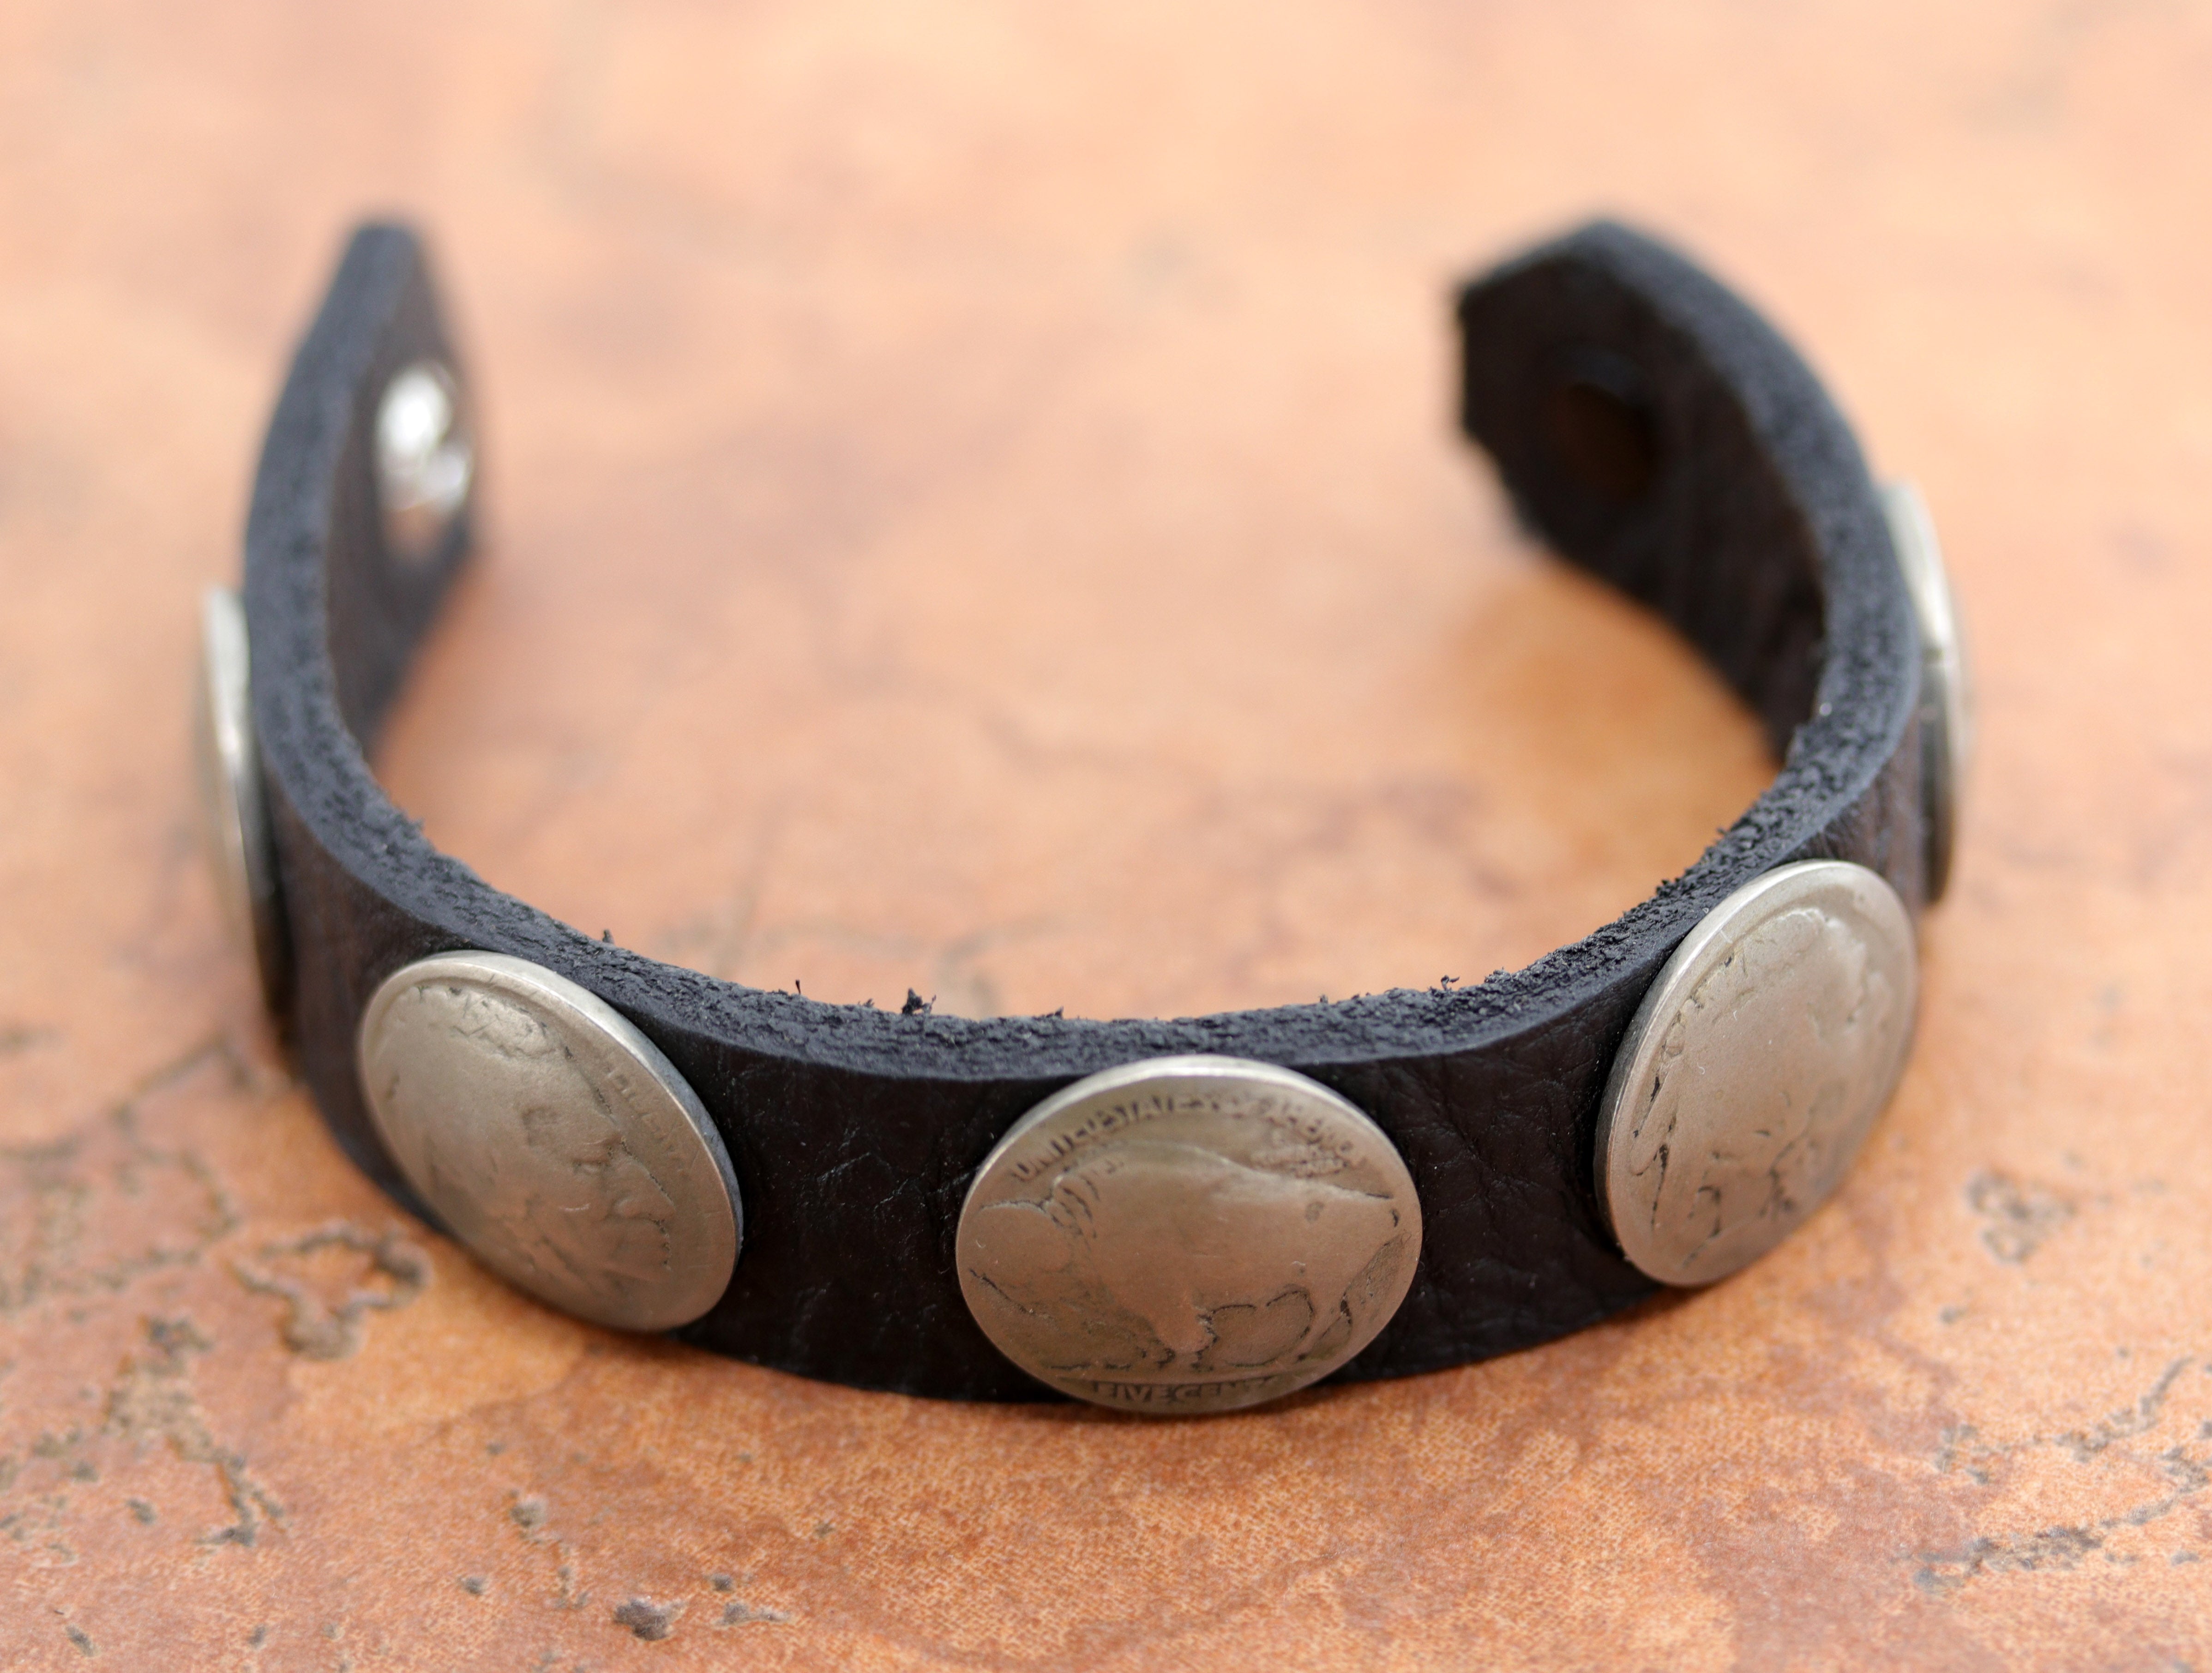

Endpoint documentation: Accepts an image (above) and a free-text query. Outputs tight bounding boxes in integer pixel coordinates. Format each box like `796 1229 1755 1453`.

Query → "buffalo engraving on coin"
957 1059 1421 1413
1600 861 1918 1288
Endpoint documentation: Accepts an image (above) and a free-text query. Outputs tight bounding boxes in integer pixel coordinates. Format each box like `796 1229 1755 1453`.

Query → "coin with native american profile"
357 951 741 1333
957 1056 1422 1414
1595 859 1919 1288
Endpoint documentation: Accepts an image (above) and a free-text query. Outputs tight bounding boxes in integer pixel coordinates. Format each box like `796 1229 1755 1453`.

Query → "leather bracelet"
193 217 1966 1413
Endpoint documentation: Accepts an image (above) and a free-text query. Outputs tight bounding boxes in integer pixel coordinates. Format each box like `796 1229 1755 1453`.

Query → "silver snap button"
958 1056 1421 1414
357 952 741 1331
1882 479 1972 902
1597 859 1918 1287
375 360 475 562
192 586 288 1011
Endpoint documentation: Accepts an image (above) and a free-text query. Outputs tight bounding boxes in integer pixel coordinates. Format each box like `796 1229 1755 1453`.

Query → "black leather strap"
242 219 1924 1400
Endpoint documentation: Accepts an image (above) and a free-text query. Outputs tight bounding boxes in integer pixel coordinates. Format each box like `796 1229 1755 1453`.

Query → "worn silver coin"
192 586 289 1011
1597 860 1918 1287
1882 479 1972 902
958 1055 1422 1414
375 360 475 562
358 951 740 1331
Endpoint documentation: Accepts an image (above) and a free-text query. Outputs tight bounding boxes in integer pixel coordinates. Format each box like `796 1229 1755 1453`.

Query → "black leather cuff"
234 218 1926 1401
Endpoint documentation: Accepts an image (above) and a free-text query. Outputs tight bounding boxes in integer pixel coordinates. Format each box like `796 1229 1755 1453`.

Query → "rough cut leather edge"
242 218 1924 1400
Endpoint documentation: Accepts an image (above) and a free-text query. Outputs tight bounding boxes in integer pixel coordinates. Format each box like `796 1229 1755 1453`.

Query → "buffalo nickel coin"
1597 860 1918 1287
1882 479 1972 903
358 951 740 1331
192 586 288 1012
958 1055 1421 1414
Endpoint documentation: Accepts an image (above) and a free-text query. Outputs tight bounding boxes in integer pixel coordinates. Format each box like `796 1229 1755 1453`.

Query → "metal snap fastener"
1882 480 1972 902
192 586 289 1012
1596 859 1918 1287
375 360 474 562
958 1056 1421 1414
357 951 741 1331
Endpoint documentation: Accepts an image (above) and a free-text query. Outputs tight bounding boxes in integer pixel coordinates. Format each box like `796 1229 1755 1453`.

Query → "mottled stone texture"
2 2 2209 1667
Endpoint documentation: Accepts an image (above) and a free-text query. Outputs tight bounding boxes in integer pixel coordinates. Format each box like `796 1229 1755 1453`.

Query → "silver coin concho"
375 360 475 562
357 951 741 1331
957 1056 1422 1414
1597 860 1918 1287
192 586 289 1011
1882 479 1972 903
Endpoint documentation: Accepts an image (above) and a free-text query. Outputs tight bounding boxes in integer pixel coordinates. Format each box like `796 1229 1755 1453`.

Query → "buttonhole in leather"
1542 377 1658 504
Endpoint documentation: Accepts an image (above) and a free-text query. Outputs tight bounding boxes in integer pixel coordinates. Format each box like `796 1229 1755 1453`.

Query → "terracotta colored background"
4 2 2211 1666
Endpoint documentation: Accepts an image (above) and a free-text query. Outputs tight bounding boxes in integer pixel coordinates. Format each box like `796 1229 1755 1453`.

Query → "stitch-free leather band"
234 218 1926 1399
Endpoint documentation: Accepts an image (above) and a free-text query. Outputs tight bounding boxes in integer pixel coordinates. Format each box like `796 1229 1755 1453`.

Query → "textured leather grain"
242 219 1924 1400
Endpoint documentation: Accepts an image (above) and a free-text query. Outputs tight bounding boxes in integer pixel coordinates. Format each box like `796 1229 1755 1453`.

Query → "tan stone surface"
4 1 2211 1666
